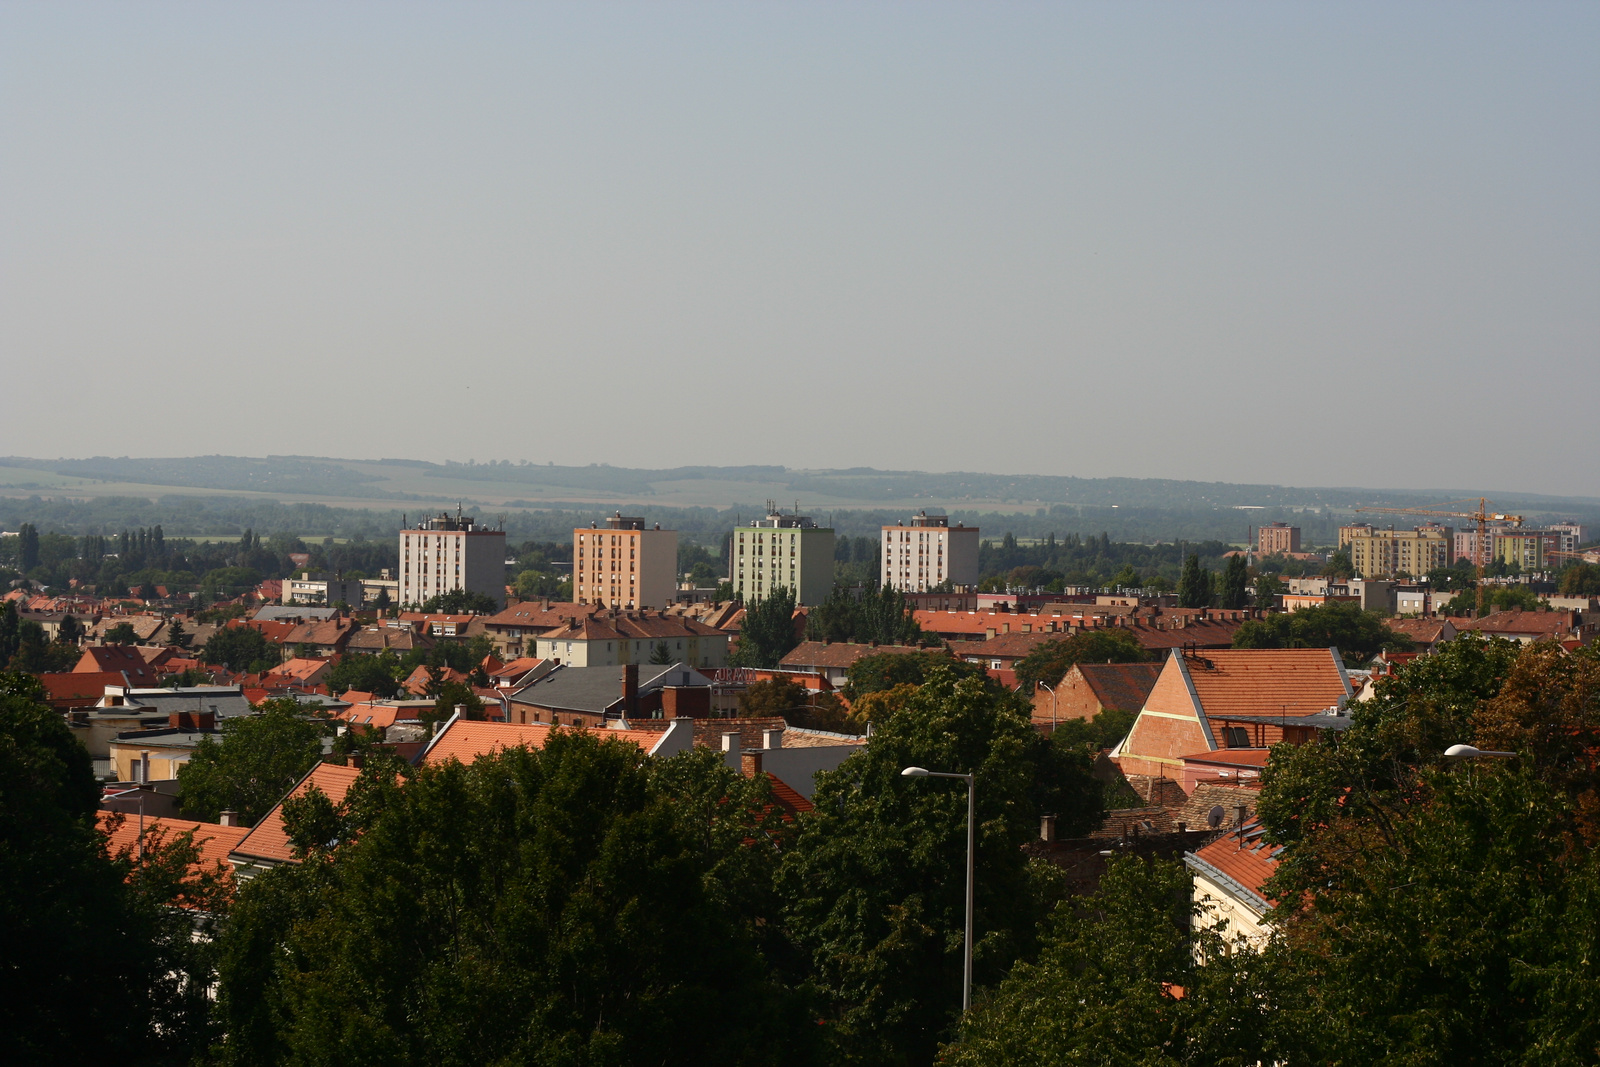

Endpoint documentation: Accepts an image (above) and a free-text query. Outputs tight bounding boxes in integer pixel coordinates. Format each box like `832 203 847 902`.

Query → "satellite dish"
1207 805 1225 829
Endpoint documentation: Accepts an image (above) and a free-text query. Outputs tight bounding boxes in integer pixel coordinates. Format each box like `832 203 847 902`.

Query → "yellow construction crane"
1351 497 1523 574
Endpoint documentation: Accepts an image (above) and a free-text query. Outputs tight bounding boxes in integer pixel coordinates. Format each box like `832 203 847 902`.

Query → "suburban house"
480 601 603 657
1458 607 1592 645
106 711 218 783
1185 816 1279 949
508 663 716 728
1031 661 1164 730
75 645 162 688
779 641 935 689
532 613 730 670
1385 617 1459 653
1113 648 1353 783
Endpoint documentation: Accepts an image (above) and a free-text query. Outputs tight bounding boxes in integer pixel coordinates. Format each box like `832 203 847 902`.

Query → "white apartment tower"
399 511 507 609
574 513 678 610
881 511 979 592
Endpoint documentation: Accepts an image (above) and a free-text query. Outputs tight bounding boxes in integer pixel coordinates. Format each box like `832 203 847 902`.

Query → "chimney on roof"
622 663 639 716
740 751 763 778
1039 814 1056 843
219 810 240 827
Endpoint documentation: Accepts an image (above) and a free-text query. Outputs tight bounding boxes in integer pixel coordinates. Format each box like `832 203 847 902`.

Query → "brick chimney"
621 663 639 717
740 751 763 778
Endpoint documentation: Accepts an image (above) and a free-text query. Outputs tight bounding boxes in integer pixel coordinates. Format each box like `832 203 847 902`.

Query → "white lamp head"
901 766 930 777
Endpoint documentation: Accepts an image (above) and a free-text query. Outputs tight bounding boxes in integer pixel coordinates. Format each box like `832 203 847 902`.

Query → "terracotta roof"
227 618 300 645
419 719 650 766
1386 618 1454 644
74 646 160 687
231 763 363 865
271 657 331 682
97 811 250 896
763 772 814 817
1187 819 1277 910
38 671 126 709
489 656 547 683
483 601 602 631
1074 662 1164 712
1183 649 1351 718
1459 608 1579 637
537 613 726 643
344 625 434 654
779 642 934 671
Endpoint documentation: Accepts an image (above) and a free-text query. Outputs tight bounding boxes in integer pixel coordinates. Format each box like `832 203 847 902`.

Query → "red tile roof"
231 763 363 865
1189 820 1277 908
97 811 250 898
1183 649 1350 718
1459 608 1580 638
1074 662 1164 712
74 646 160 687
763 772 814 818
38 671 126 710
779 641 935 671
419 719 651 766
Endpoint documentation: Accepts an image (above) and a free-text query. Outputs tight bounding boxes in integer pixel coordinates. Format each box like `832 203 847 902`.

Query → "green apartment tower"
731 502 835 606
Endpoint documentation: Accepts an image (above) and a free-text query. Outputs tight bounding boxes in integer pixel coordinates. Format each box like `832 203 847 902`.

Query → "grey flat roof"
121 688 254 718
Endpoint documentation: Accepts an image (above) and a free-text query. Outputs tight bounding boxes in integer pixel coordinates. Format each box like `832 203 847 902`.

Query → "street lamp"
902 765 977 1011
1444 744 1516 759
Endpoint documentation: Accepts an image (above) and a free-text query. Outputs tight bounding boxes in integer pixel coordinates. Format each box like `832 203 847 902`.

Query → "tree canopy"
212 734 816 1067
1011 629 1150 694
177 699 328 824
418 588 500 614
843 648 985 702
1231 599 1411 664
201 624 280 673
731 585 799 668
806 583 924 646
780 666 1101 1065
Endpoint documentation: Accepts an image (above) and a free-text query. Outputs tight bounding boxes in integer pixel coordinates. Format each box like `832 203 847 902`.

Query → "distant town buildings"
732 503 834 606
574 513 677 610
881 511 979 592
399 511 507 609
1256 522 1300 556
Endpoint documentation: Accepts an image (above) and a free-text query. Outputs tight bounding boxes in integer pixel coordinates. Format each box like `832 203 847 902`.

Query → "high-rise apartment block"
1256 522 1301 556
400 512 507 609
732 504 834 606
881 511 979 592
574 513 678 610
1346 525 1453 579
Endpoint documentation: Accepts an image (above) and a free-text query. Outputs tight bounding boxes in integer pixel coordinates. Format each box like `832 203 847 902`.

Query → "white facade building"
399 512 507 609
881 511 979 592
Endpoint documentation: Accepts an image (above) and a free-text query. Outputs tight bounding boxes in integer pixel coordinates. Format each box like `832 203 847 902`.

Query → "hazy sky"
3 3 1596 494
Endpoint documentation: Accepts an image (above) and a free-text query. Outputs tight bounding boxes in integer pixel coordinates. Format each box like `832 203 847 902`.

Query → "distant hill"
0 455 1594 546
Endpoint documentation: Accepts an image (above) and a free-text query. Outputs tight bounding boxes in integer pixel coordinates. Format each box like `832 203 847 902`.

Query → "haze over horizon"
4 3 1596 494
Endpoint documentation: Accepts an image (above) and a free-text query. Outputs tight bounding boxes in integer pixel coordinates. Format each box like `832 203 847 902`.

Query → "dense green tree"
212 735 816 1067
1255 642 1600 1064
650 640 674 664
1427 557 1478 593
325 650 403 698
103 621 138 645
843 649 985 702
418 588 499 614
177 699 327 824
200 624 280 673
731 585 799 668
1011 629 1151 694
1046 706 1137 754
1177 553 1211 608
780 667 1101 1066
431 680 486 724
806 583 924 646
1252 572 1286 609
1218 554 1249 610
0 602 18 664
1231 599 1411 664
941 856 1274 1066
8 619 76 673
1558 562 1600 596
18 522 40 571
0 672 224 1062
1323 546 1355 581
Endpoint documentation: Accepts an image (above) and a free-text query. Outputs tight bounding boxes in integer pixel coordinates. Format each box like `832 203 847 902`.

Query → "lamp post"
902 765 976 1011
1445 743 1515 787
1038 680 1058 733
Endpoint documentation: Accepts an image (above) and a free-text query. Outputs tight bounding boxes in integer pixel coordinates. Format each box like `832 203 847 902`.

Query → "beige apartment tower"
400 511 507 609
732 504 834 606
574 513 678 610
1346 525 1453 579
1257 522 1301 556
881 511 979 592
